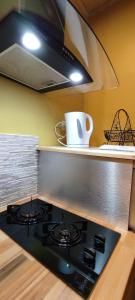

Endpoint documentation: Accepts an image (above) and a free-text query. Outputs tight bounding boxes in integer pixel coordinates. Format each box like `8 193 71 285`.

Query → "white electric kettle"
55 112 93 147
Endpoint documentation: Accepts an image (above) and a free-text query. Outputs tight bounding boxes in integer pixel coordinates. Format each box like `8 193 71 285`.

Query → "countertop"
0 195 135 300
37 146 135 160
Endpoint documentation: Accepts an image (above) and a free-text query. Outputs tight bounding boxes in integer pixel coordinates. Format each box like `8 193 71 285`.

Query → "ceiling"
70 0 120 19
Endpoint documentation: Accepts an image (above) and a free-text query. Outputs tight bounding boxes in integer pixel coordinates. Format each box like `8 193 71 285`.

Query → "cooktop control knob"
83 248 96 269
7 205 13 213
7 215 13 224
94 234 105 252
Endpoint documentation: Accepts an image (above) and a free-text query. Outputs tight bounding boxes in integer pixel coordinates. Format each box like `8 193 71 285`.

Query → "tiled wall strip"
0 134 38 206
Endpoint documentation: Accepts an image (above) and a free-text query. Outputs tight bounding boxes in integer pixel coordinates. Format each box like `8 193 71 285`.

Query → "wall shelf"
37 146 135 160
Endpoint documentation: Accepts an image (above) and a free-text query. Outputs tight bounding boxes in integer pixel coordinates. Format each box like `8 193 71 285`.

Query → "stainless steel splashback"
38 151 133 229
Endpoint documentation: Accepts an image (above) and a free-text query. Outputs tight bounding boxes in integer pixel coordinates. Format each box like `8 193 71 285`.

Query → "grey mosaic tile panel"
0 134 39 207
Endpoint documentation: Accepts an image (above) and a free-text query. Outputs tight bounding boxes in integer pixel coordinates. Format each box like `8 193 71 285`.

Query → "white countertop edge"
37 146 135 160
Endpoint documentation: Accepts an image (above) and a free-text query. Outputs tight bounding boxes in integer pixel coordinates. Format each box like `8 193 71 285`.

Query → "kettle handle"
85 114 94 137
54 121 67 147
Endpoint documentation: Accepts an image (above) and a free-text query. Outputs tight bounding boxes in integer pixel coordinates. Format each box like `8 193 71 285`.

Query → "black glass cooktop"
0 199 120 298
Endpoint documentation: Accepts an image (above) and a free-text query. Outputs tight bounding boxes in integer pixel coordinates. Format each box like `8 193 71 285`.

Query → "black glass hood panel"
0 9 92 92
20 0 66 43
0 0 118 93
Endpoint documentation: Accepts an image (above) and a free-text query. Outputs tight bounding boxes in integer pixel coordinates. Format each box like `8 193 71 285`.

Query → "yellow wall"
84 0 135 146
0 77 83 145
1 0 135 147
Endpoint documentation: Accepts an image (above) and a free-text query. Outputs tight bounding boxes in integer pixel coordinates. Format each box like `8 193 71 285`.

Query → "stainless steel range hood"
0 44 70 90
0 0 119 93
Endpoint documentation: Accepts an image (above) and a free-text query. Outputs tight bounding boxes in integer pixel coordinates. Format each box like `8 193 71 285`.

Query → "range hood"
0 0 118 93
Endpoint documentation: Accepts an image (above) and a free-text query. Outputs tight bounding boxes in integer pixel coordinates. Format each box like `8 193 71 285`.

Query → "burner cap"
50 223 81 247
12 202 47 225
20 207 40 218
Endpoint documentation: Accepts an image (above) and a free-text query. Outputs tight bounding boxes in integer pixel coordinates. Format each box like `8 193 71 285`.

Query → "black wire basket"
104 109 135 145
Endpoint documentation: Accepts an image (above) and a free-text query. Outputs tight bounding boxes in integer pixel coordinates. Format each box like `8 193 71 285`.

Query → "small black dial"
83 247 96 269
94 233 106 252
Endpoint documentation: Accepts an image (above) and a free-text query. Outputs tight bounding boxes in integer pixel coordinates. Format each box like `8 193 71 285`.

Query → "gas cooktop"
0 199 120 298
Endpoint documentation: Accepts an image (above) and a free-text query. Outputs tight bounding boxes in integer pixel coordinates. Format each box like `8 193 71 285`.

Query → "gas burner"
15 206 46 224
20 207 40 218
50 223 81 247
7 199 52 225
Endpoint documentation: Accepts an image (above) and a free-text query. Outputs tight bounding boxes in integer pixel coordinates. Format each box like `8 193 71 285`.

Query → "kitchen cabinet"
123 260 135 300
70 0 120 19
1 145 135 299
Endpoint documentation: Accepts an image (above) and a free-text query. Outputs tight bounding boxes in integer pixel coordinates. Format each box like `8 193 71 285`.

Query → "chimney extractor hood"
0 0 118 93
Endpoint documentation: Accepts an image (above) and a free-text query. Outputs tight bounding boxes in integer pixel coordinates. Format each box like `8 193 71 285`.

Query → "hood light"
22 32 41 50
69 72 83 83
